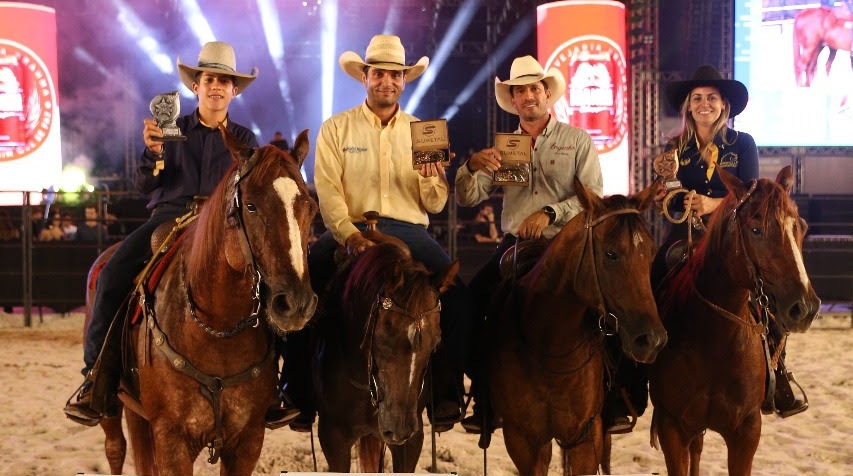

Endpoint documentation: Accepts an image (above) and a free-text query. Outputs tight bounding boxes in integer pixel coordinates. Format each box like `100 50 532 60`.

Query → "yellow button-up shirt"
314 102 449 244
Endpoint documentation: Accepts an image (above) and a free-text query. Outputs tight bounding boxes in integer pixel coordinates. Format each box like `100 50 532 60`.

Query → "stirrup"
776 371 809 418
63 380 102 427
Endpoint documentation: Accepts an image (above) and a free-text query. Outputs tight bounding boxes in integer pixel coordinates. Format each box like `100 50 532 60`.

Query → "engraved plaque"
493 133 532 186
411 119 450 169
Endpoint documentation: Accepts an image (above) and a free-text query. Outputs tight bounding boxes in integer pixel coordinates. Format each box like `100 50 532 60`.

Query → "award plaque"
410 119 450 169
653 149 681 191
493 133 532 186
149 91 186 141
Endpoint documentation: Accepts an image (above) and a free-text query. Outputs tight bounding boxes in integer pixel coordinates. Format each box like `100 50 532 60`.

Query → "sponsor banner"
0 2 61 205
537 0 629 195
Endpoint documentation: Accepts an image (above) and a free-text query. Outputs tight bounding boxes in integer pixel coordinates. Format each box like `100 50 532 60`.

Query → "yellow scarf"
696 137 719 180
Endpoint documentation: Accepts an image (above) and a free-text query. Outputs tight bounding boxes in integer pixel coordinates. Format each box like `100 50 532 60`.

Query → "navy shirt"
136 109 258 210
665 128 759 213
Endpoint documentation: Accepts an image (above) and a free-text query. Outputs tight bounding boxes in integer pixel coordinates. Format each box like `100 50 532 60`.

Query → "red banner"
538 0 629 195
0 2 61 204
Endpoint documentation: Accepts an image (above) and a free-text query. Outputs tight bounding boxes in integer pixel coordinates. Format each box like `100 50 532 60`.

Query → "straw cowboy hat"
339 34 429 82
665 64 749 117
177 41 258 94
494 55 567 115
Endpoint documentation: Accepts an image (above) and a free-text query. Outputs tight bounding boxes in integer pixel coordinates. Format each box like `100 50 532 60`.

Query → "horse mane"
185 146 305 286
342 242 431 314
599 193 649 242
659 178 796 317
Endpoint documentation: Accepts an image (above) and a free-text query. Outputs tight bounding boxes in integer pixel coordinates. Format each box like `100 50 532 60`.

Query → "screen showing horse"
734 0 853 146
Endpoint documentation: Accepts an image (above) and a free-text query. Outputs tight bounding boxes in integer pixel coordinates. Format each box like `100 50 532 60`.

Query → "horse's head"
217 128 319 335
343 241 458 445
713 166 820 332
568 178 667 363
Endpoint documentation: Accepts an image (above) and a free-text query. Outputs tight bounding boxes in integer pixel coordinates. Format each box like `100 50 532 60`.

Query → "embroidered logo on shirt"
549 144 576 153
342 146 368 153
718 152 739 168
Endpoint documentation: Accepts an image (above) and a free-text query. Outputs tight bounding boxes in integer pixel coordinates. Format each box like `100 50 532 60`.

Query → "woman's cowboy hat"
494 55 566 115
177 41 258 94
665 65 748 116
339 34 429 82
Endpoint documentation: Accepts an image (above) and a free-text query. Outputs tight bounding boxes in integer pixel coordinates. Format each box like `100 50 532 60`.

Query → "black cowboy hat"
665 65 749 117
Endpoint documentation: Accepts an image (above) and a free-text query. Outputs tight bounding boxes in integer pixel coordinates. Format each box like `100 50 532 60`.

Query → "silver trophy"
149 91 186 141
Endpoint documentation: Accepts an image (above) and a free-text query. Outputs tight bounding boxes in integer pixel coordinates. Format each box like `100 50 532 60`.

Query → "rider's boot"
64 378 101 426
771 363 809 417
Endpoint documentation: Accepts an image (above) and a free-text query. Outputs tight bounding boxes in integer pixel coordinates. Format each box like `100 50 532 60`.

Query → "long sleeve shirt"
455 116 603 240
136 109 258 210
313 102 449 244
664 128 759 213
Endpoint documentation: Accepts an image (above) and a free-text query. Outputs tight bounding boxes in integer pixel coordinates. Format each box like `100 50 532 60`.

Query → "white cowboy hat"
494 55 566 115
339 34 429 82
177 41 258 94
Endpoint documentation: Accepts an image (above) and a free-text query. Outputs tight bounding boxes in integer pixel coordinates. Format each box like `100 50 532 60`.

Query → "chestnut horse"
793 7 851 87
649 166 821 476
86 129 318 475
488 179 667 476
313 235 458 472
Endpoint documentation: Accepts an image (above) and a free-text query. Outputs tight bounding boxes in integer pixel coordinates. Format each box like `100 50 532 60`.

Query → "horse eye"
246 203 257 213
750 227 761 236
605 250 618 261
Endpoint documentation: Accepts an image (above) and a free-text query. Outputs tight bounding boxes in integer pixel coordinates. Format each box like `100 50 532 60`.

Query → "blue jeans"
82 204 188 374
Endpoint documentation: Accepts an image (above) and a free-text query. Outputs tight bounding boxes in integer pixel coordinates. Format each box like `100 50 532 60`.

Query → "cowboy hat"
494 56 567 115
665 64 748 116
177 41 258 94
339 34 429 82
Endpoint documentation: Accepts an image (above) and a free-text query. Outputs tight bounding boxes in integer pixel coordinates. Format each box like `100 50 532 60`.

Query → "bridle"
184 150 265 337
573 207 642 335
691 180 770 336
358 292 441 408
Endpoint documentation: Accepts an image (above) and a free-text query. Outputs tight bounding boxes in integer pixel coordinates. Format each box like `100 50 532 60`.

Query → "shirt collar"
360 101 400 128
189 108 228 130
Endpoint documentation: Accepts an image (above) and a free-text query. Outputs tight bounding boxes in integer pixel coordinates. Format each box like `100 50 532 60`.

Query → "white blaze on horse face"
785 216 810 288
407 320 422 386
273 177 305 278
632 231 643 249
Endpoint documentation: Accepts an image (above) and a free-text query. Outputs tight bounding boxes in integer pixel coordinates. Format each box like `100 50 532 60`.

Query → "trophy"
149 91 186 141
653 149 681 191
410 119 450 169
493 133 532 186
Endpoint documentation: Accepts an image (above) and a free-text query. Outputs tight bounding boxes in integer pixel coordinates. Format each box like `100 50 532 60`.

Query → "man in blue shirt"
64 41 259 426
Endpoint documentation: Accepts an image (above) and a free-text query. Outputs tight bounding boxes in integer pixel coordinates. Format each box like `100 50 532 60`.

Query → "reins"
574 208 642 334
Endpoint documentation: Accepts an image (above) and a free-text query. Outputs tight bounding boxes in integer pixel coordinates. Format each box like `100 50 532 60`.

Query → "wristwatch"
542 206 556 225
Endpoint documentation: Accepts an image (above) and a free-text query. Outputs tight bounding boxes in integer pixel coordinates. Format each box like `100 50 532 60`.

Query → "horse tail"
356 434 384 472
793 14 805 86
649 408 660 450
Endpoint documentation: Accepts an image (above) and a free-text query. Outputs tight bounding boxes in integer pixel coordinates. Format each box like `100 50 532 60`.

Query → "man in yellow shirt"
281 34 468 433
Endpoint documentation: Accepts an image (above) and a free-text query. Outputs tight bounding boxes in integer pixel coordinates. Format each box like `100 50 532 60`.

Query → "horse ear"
432 260 460 294
290 129 311 167
717 167 747 199
775 165 794 194
574 177 602 213
219 124 252 164
632 180 659 212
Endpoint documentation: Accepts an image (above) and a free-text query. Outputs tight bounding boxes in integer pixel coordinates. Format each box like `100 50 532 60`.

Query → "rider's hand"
465 148 502 173
345 233 375 257
418 161 447 179
143 118 164 155
516 210 550 239
684 191 723 217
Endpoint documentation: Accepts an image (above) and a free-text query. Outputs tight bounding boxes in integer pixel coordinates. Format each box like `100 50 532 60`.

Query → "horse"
313 232 458 472
84 129 318 475
793 7 852 87
648 166 821 476
487 179 667 476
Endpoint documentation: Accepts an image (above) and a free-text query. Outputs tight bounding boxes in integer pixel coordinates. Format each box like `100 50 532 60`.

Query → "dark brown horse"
86 129 318 475
488 179 667 476
313 236 458 472
793 7 851 87
648 166 821 476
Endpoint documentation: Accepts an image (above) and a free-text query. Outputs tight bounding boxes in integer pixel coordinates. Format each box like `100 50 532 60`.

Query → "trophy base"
151 135 187 142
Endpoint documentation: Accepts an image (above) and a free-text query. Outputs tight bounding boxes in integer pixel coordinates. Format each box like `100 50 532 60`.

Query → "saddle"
498 238 549 281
